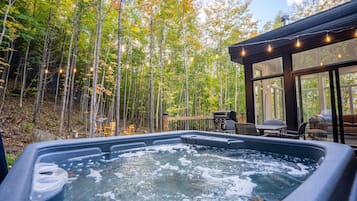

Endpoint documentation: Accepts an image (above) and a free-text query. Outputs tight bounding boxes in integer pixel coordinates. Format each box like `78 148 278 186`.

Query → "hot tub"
0 131 356 201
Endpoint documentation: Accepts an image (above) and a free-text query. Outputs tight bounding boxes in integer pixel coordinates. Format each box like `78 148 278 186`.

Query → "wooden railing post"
163 113 169 131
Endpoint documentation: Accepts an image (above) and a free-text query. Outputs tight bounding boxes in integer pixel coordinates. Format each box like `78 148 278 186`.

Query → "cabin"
229 1 357 147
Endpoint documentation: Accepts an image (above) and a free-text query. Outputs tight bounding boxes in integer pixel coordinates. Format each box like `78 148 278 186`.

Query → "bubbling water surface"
58 143 319 201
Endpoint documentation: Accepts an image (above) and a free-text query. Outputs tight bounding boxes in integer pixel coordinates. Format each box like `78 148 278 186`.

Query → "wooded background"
0 0 346 137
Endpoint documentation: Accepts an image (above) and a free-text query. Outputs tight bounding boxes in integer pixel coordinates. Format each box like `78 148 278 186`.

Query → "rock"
32 129 63 142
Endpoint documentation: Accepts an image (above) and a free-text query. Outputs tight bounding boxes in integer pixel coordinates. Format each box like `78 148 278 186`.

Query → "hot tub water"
55 143 318 201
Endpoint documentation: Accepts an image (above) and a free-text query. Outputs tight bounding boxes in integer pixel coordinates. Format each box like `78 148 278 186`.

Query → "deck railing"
164 115 216 131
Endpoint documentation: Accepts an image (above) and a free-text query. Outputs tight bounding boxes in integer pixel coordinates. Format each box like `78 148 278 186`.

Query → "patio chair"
263 122 308 139
281 122 308 140
222 119 236 134
235 123 259 136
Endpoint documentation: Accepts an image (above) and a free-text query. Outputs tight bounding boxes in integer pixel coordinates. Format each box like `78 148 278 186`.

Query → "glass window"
254 77 285 124
252 57 283 78
339 66 357 115
297 72 334 142
293 38 357 71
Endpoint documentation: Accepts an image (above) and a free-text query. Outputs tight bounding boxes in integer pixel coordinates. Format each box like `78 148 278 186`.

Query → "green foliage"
5 154 17 169
22 121 34 133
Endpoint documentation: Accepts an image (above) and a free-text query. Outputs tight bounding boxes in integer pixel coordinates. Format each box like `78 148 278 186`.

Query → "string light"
190 57 194 62
45 69 49 74
126 64 130 69
90 67 94 72
295 38 301 48
168 59 171 65
325 33 331 43
231 25 357 49
320 62 324 66
215 54 218 59
73 68 77 73
267 44 272 53
337 53 342 59
241 47 246 57
59 68 63 74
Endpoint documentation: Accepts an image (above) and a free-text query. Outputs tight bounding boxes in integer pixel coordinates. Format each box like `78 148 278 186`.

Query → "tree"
0 0 17 48
291 0 349 21
89 0 104 137
59 0 79 136
33 1 54 124
115 0 123 136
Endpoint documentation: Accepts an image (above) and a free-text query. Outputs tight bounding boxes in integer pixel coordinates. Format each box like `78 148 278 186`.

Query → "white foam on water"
114 172 124 178
178 157 192 166
120 151 146 158
200 153 246 162
195 165 256 198
96 191 117 200
287 163 310 176
87 168 103 183
59 144 318 201
161 163 179 171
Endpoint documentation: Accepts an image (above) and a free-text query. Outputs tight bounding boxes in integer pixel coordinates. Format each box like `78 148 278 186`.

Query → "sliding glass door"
297 72 334 142
296 65 357 147
338 66 357 147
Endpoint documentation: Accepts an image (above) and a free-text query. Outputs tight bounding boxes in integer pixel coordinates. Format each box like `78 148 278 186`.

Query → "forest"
0 0 347 143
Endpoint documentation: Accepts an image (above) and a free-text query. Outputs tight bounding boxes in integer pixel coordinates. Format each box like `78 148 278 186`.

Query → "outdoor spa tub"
0 131 356 201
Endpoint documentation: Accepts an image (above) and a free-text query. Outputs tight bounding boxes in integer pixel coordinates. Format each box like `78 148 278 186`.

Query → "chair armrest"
286 130 298 135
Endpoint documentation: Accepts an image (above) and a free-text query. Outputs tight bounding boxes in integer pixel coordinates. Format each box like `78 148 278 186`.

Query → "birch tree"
59 0 79 136
115 0 123 136
0 0 17 47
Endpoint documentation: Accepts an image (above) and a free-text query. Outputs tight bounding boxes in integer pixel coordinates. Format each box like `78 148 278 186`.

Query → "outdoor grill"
213 111 237 130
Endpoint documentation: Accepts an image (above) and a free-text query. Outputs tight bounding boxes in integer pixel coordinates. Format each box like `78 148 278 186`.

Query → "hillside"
1 95 85 157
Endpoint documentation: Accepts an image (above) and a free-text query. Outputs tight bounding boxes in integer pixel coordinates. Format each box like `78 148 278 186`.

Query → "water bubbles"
56 144 318 201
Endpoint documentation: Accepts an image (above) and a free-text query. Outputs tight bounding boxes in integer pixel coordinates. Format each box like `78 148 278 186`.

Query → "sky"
249 0 302 29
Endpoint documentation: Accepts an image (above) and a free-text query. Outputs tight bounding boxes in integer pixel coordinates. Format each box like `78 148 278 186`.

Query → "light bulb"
241 48 246 57
325 33 331 43
267 44 272 53
295 38 301 48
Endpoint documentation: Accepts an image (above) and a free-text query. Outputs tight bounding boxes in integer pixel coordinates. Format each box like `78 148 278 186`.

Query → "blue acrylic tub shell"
0 130 356 201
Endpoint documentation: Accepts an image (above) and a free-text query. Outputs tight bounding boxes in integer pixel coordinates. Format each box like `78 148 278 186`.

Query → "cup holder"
30 163 68 201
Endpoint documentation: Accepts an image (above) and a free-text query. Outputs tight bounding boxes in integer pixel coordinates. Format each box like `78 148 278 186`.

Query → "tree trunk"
90 0 104 137
219 59 223 110
182 4 189 129
67 12 81 132
0 40 14 113
33 6 53 124
13 57 22 90
115 0 123 136
41 37 52 105
0 0 16 47
123 64 128 129
20 41 30 108
54 34 67 110
149 16 154 132
59 0 78 136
